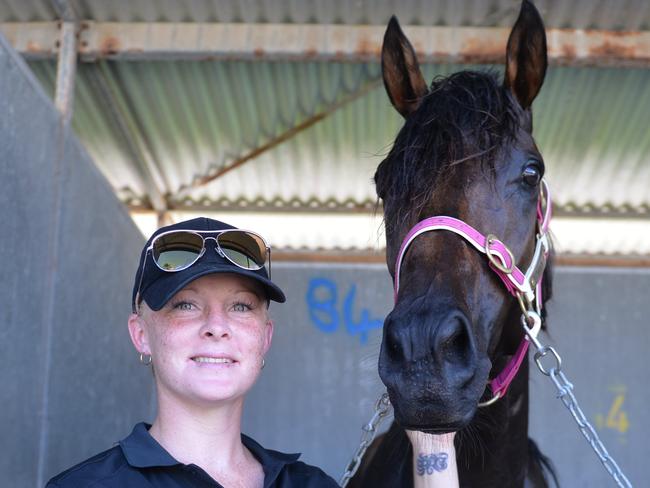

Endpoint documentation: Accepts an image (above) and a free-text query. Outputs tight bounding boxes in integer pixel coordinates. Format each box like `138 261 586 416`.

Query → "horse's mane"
375 70 521 234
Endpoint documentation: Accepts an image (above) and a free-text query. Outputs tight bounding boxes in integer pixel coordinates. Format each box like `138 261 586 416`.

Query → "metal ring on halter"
534 345 562 376
485 234 515 274
478 391 501 407
539 180 550 220
520 311 542 346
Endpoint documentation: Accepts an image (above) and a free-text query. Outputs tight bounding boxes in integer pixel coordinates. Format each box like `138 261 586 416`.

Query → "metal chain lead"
519 295 633 488
339 393 392 487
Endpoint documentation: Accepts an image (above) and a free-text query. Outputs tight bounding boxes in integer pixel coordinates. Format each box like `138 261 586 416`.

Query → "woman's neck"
149 395 251 473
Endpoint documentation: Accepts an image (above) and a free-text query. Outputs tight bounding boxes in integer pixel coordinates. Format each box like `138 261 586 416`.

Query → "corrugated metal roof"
9 0 650 256
28 59 383 205
2 0 650 31
25 57 650 255
27 59 650 216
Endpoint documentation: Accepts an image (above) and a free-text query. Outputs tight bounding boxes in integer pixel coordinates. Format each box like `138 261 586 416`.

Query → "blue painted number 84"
306 277 383 344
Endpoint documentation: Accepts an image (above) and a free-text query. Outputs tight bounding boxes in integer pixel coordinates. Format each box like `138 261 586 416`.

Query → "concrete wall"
245 263 649 487
0 35 153 487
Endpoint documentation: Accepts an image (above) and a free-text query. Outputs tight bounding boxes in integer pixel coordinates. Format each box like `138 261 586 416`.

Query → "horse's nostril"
385 326 406 362
446 328 470 362
435 316 473 365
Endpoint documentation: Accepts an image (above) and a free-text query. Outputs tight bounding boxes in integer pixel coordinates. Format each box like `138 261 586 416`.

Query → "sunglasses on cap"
134 228 271 310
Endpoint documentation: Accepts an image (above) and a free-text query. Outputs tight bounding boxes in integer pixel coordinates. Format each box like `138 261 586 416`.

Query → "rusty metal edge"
3 22 650 67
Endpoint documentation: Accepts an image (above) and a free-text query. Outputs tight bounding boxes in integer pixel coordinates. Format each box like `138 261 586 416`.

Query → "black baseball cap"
132 217 286 312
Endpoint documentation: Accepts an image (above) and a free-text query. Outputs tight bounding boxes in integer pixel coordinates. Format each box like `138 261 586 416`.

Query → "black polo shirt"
46 423 338 487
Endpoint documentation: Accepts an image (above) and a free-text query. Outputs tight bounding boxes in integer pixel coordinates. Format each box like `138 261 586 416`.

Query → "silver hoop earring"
139 353 152 366
261 358 265 370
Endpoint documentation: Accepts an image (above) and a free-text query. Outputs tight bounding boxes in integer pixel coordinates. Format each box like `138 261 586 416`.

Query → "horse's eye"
522 163 542 187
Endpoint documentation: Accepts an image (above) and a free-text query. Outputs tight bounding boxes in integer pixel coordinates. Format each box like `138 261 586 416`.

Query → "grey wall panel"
42 133 154 481
0 34 59 488
0 33 154 488
244 263 648 487
529 268 649 487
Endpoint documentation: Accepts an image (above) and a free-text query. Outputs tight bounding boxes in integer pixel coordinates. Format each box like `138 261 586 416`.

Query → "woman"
46 217 458 487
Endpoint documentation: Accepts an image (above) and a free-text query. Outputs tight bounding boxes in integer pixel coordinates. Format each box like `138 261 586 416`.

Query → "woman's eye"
522 163 542 187
233 302 252 312
173 301 194 311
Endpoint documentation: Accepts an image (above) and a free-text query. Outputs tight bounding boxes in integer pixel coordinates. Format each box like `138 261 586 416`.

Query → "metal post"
54 21 77 126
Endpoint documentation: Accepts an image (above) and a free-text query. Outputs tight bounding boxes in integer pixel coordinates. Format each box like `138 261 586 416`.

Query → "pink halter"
393 180 552 404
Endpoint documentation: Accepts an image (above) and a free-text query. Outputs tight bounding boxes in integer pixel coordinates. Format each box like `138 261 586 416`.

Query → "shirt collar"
120 422 301 486
120 423 180 468
241 434 300 488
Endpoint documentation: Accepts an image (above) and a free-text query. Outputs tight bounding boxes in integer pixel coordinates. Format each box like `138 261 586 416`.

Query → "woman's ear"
262 319 274 356
128 313 150 355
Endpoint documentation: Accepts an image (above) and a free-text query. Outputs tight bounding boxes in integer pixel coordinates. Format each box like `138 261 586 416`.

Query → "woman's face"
128 273 273 408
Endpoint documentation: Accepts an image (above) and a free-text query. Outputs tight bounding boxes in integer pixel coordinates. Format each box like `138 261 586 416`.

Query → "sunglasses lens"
217 231 267 270
152 232 204 271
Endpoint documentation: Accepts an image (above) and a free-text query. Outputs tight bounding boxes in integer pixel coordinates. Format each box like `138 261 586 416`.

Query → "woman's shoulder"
45 445 129 487
46 423 155 488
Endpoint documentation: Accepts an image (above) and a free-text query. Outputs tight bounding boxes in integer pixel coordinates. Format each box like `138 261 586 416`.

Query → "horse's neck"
458 353 531 488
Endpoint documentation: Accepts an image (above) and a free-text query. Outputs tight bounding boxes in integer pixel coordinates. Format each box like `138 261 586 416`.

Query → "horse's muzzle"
378 308 491 429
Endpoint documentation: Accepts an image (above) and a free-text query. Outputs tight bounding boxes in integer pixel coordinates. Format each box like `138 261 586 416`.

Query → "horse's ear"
504 0 548 110
381 16 428 118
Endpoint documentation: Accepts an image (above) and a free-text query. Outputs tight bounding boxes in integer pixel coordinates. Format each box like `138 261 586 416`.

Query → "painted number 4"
595 387 630 435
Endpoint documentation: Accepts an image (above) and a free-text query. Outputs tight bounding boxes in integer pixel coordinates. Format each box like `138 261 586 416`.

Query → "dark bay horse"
350 1 557 487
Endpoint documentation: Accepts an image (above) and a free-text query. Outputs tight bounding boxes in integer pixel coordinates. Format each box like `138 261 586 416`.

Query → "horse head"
376 0 551 433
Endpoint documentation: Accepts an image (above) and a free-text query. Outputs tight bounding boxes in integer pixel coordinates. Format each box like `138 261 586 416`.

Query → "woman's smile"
190 354 238 367
192 357 234 364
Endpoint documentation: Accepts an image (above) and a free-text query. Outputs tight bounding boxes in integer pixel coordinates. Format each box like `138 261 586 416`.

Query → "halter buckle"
524 232 549 289
485 234 515 274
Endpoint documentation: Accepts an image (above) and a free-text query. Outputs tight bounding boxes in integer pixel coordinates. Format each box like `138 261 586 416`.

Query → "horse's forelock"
378 70 522 234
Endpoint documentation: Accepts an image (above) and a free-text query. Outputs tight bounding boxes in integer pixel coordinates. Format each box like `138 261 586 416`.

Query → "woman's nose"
200 311 231 339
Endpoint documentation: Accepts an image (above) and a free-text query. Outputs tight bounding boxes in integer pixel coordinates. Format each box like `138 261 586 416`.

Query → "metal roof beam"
54 21 77 125
3 21 650 67
2 22 60 59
